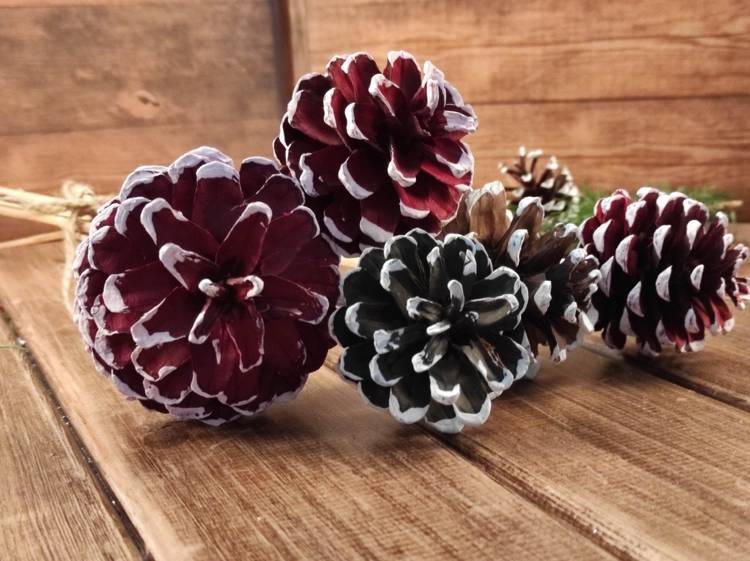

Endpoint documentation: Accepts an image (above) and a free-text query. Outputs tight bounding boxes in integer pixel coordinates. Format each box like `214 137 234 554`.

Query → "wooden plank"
467 97 750 219
587 319 750 411
0 316 141 560
411 349 750 561
585 224 750 411
0 1 198 5
0 242 614 561
288 0 750 216
0 220 54 243
0 117 279 196
327 232 750 559
4 97 748 219
0 1 280 136
290 0 750 103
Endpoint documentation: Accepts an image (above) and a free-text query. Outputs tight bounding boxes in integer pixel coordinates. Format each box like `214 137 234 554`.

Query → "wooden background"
1 0 749 235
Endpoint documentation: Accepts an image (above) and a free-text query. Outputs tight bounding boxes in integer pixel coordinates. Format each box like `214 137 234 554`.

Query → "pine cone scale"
441 181 600 374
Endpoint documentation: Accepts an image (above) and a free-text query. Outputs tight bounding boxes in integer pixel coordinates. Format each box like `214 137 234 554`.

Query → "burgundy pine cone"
73 147 340 424
582 188 749 354
275 51 477 256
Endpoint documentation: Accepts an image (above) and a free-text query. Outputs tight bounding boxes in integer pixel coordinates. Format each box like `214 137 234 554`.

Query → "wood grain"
0 117 279 196
0 117 279 242
0 242 614 561
468 97 750 214
326 228 750 559
288 0 750 217
289 0 750 103
0 316 141 560
411 350 750 561
0 1 279 136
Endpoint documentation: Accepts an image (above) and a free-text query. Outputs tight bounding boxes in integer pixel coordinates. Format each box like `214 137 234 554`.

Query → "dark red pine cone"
275 51 477 256
73 147 340 424
581 188 749 354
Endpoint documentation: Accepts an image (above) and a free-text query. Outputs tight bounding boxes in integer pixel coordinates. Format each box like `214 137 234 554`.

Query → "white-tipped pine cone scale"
500 146 580 217
442 182 601 378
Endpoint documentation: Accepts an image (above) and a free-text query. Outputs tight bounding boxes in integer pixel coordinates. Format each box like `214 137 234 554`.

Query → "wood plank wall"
1 0 749 236
287 0 750 219
0 0 289 239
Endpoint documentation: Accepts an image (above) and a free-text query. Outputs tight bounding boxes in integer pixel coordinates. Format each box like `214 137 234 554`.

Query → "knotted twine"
0 182 110 315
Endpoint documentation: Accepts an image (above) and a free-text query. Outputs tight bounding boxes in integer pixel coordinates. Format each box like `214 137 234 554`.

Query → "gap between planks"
323 351 646 561
0 308 151 561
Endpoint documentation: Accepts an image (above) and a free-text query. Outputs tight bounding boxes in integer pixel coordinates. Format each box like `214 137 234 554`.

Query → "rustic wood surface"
289 0 750 102
0 243 619 561
0 313 142 560
466 98 750 208
0 2 279 136
324 326 750 560
287 0 750 219
1 235 749 560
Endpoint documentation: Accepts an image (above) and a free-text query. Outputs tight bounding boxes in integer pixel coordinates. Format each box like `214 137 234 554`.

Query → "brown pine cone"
500 146 580 216
442 183 600 375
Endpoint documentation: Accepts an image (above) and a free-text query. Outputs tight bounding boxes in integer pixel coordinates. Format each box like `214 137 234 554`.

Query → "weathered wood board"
0 317 141 560
290 0 750 103
323 338 750 561
0 243 615 561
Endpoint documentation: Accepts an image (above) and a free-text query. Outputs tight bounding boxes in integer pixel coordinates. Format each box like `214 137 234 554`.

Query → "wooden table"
1 227 749 561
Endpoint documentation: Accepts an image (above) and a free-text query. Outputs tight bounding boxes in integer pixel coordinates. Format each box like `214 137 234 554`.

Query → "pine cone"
581 188 750 354
443 183 600 376
73 147 340 425
275 51 477 256
330 228 530 433
500 146 579 216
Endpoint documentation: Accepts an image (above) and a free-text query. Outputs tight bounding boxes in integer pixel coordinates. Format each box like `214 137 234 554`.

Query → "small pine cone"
275 51 477 256
443 183 600 375
581 188 750 354
330 229 530 433
73 147 340 425
500 146 579 215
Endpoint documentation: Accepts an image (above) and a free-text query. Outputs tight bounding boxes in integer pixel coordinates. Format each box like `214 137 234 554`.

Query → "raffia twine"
0 182 110 315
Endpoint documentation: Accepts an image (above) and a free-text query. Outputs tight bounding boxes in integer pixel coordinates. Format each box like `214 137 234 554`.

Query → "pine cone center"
198 274 264 304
